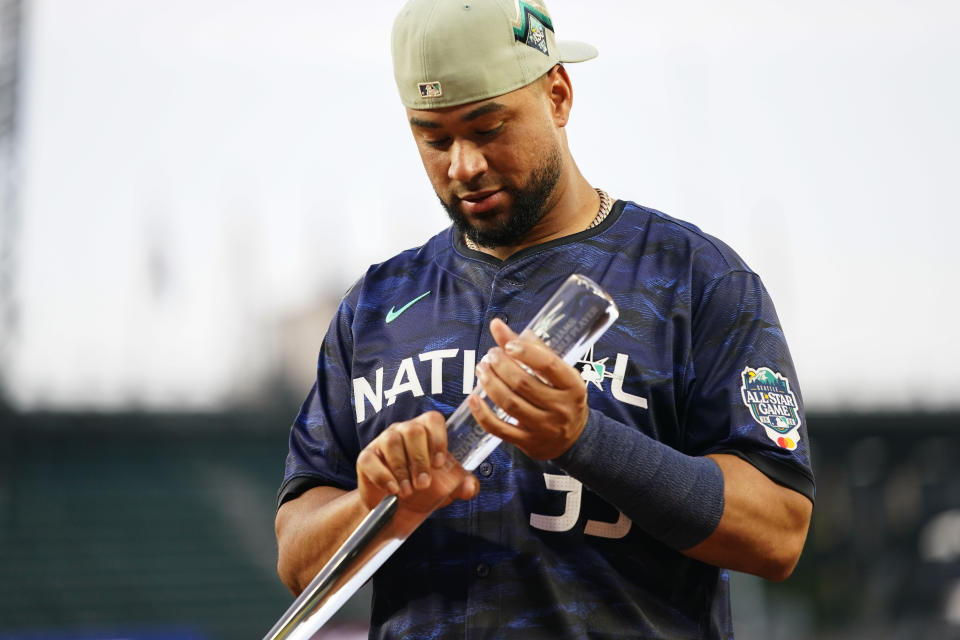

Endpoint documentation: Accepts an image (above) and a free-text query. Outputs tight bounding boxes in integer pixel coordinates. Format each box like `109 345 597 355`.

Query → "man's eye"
476 124 503 137
425 138 451 149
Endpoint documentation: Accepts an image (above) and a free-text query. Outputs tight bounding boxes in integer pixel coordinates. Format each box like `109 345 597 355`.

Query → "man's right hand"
276 410 479 594
356 410 480 514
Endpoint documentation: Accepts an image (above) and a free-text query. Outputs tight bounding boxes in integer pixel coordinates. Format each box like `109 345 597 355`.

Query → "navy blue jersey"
279 200 814 639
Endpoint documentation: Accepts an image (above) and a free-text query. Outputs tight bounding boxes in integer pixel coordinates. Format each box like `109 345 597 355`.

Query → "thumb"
489 317 519 348
456 473 480 501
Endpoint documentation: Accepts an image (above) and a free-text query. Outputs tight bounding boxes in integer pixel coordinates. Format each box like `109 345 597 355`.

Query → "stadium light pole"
0 0 22 408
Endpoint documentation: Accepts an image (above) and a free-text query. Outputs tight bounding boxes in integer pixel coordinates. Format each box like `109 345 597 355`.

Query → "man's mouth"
458 189 505 216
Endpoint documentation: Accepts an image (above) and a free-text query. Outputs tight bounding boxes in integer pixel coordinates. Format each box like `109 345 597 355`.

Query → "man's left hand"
468 317 589 460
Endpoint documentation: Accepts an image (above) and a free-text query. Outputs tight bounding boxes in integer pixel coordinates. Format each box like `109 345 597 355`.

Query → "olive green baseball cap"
392 0 598 109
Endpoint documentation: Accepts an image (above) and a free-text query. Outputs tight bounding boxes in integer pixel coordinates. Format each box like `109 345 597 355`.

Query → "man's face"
405 80 563 249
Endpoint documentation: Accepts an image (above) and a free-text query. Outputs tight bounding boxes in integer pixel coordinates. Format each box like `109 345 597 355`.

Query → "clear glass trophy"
265 274 619 640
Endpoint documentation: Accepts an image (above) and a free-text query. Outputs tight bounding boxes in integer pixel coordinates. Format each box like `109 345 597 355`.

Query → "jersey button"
493 313 509 325
478 461 493 477
475 563 490 578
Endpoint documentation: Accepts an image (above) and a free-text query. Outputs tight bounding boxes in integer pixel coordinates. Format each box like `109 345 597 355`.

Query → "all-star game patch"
524 15 549 55
512 0 554 56
740 366 802 451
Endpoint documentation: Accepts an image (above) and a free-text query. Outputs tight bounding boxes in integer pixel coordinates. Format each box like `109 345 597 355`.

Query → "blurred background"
0 0 958 638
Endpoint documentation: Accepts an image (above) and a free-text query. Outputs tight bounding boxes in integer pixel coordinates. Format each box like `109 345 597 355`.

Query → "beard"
439 145 562 249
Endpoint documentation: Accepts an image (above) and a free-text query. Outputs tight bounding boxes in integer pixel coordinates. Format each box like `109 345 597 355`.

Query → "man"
275 0 814 638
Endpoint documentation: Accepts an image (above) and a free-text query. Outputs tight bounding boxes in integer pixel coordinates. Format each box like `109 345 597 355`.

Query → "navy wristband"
553 409 724 550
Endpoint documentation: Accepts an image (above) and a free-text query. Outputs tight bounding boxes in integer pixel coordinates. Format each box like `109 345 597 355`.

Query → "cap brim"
557 40 598 63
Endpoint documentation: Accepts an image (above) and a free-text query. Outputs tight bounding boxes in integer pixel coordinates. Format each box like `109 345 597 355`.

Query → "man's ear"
544 64 573 127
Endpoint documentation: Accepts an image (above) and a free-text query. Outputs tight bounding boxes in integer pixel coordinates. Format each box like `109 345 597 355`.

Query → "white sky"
6 0 960 411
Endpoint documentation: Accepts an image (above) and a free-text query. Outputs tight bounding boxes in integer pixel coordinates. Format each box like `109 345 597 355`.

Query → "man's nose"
447 139 488 183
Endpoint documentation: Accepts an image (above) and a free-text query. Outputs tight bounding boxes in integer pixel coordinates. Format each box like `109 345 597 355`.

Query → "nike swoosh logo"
385 291 431 323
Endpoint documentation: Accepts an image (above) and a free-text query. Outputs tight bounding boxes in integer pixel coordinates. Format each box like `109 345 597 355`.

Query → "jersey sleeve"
681 270 815 502
277 285 363 509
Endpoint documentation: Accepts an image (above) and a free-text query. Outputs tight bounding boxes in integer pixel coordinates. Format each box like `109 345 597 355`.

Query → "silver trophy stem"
264 274 619 640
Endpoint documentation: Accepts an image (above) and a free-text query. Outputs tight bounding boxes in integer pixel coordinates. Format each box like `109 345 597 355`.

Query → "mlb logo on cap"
418 82 442 98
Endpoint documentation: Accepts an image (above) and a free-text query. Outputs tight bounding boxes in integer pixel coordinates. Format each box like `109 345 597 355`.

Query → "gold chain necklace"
464 188 612 251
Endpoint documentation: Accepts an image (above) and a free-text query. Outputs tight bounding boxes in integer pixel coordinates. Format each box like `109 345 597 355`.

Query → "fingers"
475 318 590 460
475 348 552 419
380 423 430 496
357 412 440 498
467 391 529 445
477 323 584 424
357 411 476 510
489 318 581 389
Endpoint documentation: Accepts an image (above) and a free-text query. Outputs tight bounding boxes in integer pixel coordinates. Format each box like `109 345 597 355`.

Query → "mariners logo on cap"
512 0 554 56
740 366 802 450
418 81 443 98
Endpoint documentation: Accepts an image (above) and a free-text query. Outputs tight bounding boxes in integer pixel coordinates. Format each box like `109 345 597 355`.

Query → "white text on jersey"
352 348 646 423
